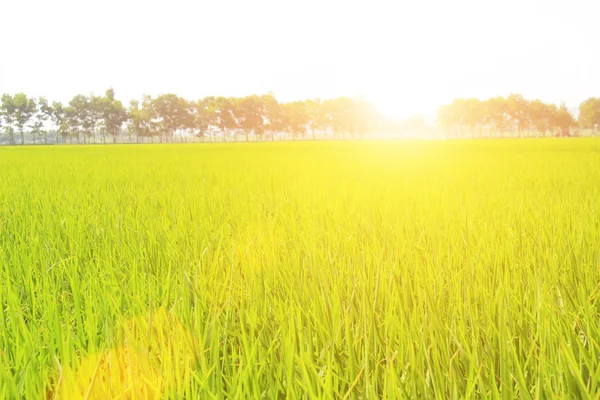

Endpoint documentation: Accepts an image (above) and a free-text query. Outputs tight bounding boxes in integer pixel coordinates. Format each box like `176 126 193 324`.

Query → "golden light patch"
50 307 196 399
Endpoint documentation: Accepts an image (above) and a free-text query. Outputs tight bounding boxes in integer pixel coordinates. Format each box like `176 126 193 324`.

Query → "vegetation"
438 94 581 138
1 90 600 144
1 140 599 398
0 91 379 144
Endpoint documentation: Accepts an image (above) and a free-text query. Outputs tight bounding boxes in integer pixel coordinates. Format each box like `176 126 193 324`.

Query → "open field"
1 139 600 398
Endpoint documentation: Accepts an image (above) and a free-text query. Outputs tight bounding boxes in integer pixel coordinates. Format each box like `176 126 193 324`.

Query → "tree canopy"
437 95 579 138
0 89 593 145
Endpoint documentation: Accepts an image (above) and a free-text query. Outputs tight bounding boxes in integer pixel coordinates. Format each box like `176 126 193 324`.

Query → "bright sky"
0 0 598 118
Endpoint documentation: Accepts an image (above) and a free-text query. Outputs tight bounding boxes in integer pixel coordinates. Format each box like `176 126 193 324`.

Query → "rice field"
1 139 600 398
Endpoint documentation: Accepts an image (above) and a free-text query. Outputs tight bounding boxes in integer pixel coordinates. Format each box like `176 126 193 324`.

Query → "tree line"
437 94 600 138
0 90 380 145
1 90 599 145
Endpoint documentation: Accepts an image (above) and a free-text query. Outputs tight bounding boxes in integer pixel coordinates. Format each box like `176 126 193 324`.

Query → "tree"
127 100 143 142
579 97 600 135
261 93 283 141
483 97 508 137
551 103 576 136
101 89 127 143
440 98 485 138
153 94 190 142
528 99 553 137
64 105 80 144
210 96 237 142
1 94 16 145
31 97 52 144
235 95 265 142
438 95 576 139
305 99 328 140
68 94 93 144
505 94 530 137
128 96 158 143
322 97 357 139
11 93 37 145
189 97 213 140
50 102 67 144
89 95 103 144
281 101 309 139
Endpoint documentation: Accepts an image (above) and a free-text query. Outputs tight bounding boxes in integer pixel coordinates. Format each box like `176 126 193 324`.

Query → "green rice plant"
0 139 599 398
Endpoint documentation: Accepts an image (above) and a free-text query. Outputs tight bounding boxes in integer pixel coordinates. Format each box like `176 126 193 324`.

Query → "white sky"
0 0 598 118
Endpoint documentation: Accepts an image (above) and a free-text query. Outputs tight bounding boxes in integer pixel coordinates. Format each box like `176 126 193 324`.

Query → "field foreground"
1 140 600 398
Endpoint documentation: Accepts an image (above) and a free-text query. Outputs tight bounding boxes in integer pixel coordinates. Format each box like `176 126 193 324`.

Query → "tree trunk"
21 129 25 145
245 131 249 142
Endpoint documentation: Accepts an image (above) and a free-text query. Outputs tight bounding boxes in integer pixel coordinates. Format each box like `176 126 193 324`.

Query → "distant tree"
189 97 213 140
579 97 600 135
31 97 52 144
464 98 485 137
127 100 143 143
505 94 530 137
483 96 508 137
436 98 483 138
50 101 67 144
209 96 237 142
281 101 309 139
551 103 576 136
322 97 357 139
261 93 283 141
128 96 159 143
11 93 37 145
440 95 575 139
101 89 127 143
64 105 80 144
68 94 93 144
305 99 328 140
153 94 190 142
0 94 16 144
236 95 265 142
528 99 553 137
89 95 104 144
